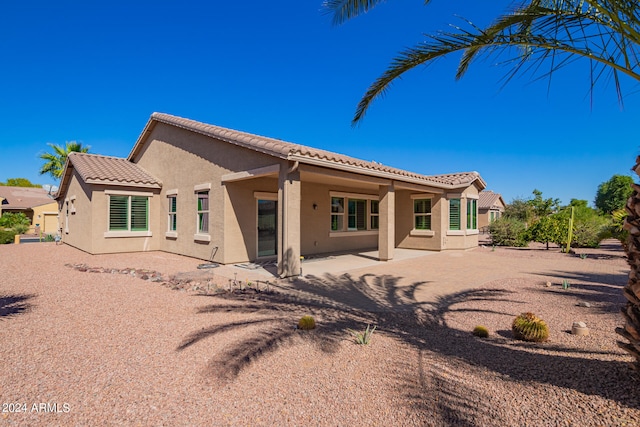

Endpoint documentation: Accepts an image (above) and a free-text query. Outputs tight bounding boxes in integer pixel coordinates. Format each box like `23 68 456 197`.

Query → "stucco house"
56 113 487 277
0 186 58 234
478 190 506 230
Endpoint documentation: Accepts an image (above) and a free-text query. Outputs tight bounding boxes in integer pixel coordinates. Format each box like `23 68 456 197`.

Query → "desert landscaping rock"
1 240 638 426
572 322 590 336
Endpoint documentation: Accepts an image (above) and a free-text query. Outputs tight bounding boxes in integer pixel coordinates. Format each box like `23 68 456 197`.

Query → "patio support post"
378 182 395 261
277 163 301 277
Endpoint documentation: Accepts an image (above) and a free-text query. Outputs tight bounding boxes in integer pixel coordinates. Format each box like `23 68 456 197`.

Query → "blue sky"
1 0 637 205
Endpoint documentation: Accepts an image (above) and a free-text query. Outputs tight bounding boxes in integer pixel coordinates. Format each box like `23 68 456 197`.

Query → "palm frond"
324 0 432 26
353 0 640 124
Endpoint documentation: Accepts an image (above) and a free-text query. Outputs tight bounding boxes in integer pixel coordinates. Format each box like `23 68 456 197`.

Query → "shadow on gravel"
178 272 640 417
527 269 628 314
0 294 34 319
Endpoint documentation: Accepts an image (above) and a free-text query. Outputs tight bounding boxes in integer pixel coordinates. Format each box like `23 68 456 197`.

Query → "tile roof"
0 186 55 210
479 190 505 209
136 113 485 190
67 152 162 189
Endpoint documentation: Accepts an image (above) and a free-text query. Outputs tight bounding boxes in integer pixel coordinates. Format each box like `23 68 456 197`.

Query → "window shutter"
109 196 129 231
130 196 148 231
449 199 461 230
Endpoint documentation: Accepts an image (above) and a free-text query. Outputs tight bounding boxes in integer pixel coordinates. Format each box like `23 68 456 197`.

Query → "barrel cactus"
473 325 489 338
512 312 549 342
298 315 316 330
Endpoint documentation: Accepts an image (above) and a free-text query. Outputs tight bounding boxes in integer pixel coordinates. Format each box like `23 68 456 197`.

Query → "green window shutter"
130 196 148 231
109 196 129 231
449 199 460 230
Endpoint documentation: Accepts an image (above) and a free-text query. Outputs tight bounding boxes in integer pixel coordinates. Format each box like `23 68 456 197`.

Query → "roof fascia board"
127 119 158 162
55 157 75 200
292 154 477 190
221 164 281 183
85 178 162 189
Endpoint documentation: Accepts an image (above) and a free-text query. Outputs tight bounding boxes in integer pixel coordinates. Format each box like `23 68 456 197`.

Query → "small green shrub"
347 324 376 345
297 315 316 330
472 325 489 338
0 229 16 244
571 216 609 248
562 279 570 290
488 217 528 247
0 212 31 235
43 234 55 242
512 312 549 342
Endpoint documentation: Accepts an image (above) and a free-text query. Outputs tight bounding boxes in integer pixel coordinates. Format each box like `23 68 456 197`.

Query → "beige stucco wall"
440 184 480 250
59 170 162 255
299 181 379 256
89 185 162 254
396 191 444 251
132 122 289 263
59 170 94 253
224 177 279 263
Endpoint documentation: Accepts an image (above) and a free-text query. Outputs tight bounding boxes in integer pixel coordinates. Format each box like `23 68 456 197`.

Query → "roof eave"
288 153 482 190
54 156 75 200
85 178 162 189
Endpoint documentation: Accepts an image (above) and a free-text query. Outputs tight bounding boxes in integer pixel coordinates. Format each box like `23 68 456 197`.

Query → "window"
330 193 378 233
197 191 209 234
414 199 432 230
467 199 477 230
348 199 367 231
449 198 461 231
331 197 344 231
168 195 177 231
109 195 148 231
370 200 379 230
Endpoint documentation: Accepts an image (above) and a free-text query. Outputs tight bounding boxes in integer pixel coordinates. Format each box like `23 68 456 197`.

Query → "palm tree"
325 0 640 370
39 141 90 180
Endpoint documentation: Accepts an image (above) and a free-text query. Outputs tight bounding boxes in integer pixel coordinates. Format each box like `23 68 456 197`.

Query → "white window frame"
329 191 379 237
466 194 479 235
369 200 379 230
410 194 435 237
166 189 178 238
194 184 211 242
103 190 152 238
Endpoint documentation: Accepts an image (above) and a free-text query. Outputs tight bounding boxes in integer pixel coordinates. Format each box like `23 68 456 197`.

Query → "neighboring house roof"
129 113 486 191
0 186 55 210
56 152 162 199
479 190 506 210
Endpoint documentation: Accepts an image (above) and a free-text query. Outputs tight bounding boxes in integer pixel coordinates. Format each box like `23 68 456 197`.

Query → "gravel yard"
1 241 638 426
